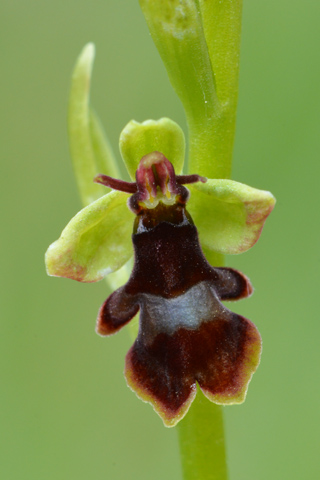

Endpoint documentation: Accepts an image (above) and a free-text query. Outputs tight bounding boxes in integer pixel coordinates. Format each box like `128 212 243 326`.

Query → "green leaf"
68 43 120 206
178 390 228 480
188 179 276 254
139 0 218 123
119 118 185 179
198 0 242 108
45 191 134 283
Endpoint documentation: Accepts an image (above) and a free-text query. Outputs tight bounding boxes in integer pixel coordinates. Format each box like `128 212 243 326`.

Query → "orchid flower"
46 112 274 426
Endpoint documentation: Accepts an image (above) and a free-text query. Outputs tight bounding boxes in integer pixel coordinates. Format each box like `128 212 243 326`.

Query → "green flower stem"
187 112 234 180
178 389 227 480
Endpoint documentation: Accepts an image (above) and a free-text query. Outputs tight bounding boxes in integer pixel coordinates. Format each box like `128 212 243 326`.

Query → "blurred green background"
1 1 319 479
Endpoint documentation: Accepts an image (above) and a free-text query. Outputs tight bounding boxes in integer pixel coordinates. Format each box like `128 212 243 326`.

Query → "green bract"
188 180 275 254
68 43 120 207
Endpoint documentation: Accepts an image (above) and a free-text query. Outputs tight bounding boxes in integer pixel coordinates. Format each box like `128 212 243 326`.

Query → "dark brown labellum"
95 153 261 426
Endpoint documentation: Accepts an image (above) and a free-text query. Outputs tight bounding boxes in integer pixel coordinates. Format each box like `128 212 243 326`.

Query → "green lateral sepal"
139 0 218 123
188 179 276 254
45 191 134 283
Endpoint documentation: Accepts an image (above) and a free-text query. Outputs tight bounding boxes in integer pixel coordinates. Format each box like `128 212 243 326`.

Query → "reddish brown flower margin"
95 151 261 427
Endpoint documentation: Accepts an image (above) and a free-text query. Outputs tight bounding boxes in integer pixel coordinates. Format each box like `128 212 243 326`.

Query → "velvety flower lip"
96 152 262 427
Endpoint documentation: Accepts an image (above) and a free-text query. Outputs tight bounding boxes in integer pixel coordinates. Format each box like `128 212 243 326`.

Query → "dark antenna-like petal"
97 286 139 336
